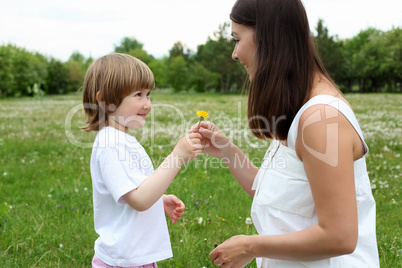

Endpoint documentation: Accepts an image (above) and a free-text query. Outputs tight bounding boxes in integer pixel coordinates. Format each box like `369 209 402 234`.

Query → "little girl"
82 53 203 267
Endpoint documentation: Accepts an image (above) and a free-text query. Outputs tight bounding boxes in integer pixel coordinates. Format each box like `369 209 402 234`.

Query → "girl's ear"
96 91 105 109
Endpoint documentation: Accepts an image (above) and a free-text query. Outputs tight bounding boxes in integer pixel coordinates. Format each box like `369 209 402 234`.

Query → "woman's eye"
233 39 239 44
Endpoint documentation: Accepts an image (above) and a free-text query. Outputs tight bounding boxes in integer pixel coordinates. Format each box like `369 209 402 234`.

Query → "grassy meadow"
0 92 401 267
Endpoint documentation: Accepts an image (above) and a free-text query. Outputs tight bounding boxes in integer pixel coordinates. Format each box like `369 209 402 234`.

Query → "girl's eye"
233 39 240 44
135 92 141 97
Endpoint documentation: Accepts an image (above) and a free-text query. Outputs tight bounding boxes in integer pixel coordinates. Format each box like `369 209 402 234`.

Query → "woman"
192 0 379 267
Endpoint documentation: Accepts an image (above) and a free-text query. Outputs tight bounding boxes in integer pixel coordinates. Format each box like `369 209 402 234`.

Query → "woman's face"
231 21 256 79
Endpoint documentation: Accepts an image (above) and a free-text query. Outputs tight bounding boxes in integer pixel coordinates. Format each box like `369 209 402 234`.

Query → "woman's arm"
210 105 359 266
220 142 258 197
193 121 258 196
123 133 203 211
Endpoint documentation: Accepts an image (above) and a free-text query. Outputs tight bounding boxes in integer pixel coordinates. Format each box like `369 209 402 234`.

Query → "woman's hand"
209 235 255 267
190 121 232 159
162 194 185 224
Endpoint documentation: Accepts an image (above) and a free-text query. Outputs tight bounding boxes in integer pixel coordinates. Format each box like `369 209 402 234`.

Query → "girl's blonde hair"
81 53 154 132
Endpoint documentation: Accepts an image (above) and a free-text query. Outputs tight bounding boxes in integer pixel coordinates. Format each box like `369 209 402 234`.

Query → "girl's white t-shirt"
90 127 172 266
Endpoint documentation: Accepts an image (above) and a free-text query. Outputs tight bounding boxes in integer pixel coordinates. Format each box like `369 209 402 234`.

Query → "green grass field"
0 92 401 267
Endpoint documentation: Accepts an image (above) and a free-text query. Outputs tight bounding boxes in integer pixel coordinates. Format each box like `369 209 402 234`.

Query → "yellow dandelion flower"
196 110 209 133
196 110 209 119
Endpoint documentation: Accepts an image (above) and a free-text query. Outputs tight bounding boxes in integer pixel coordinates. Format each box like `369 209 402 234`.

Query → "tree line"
0 20 400 97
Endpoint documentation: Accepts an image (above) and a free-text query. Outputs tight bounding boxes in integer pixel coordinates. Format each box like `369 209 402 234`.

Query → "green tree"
0 44 47 96
345 28 386 92
45 58 74 94
169 41 191 60
195 22 245 93
164 42 194 92
382 27 402 92
0 45 16 96
187 61 219 92
66 51 88 92
148 57 168 88
114 37 153 64
166 55 190 92
114 37 144 53
314 19 345 88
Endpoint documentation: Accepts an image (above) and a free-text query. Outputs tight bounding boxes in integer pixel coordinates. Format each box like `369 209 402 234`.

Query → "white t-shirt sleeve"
98 146 148 205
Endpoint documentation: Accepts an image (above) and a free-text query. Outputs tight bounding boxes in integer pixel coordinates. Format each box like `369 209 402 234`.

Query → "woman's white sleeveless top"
250 95 379 267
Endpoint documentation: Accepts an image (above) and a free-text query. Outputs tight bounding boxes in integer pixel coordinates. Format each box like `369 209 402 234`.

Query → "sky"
1 0 401 62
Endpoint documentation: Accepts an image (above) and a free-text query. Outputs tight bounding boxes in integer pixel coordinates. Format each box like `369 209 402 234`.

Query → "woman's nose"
232 47 238 61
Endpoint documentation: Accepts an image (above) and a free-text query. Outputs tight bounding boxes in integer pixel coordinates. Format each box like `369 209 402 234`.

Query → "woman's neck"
310 73 341 99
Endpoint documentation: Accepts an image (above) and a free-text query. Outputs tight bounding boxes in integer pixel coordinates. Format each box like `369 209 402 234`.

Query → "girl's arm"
193 121 258 196
210 105 359 266
122 133 203 211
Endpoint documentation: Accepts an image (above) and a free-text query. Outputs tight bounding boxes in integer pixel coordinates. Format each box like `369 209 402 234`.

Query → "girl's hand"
173 133 203 164
162 194 185 223
209 235 255 268
190 121 232 159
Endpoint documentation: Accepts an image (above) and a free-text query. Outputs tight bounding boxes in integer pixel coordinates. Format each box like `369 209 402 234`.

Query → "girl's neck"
107 120 128 134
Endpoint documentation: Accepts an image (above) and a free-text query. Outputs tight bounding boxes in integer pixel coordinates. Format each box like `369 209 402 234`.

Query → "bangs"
111 54 155 99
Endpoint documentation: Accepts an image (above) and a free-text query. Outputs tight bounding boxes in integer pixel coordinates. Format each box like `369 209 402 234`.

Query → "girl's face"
231 21 256 79
108 89 152 132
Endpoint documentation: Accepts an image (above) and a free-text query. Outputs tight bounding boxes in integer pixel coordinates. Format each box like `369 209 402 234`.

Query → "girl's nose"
143 99 151 110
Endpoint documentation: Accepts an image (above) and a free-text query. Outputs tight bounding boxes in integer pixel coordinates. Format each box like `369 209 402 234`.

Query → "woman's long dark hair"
230 0 332 140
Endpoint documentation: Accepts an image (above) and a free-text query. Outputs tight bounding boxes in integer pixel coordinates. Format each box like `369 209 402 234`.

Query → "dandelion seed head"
245 217 252 225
